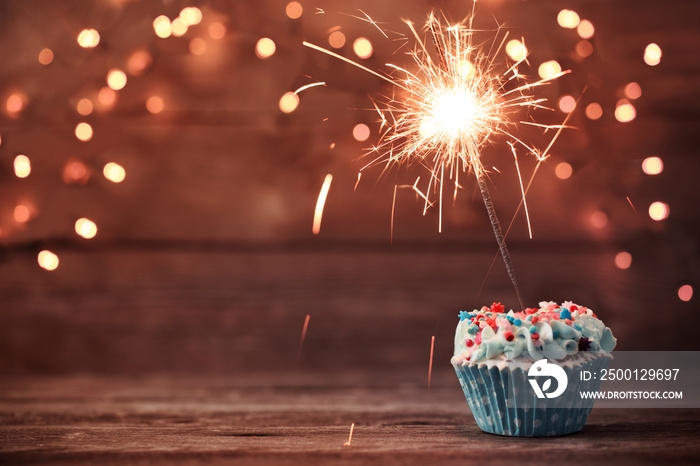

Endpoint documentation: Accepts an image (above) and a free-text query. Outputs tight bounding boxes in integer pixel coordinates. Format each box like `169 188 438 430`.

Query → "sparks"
312 174 333 235
428 335 435 393
343 422 355 446
298 314 310 360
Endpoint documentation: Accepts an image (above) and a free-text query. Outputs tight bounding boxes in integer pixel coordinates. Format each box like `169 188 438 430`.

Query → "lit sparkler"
304 10 569 306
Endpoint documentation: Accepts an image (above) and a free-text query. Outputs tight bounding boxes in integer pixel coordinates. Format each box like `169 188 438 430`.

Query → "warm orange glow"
107 69 127 90
329 30 346 49
127 50 152 76
38 48 54 65
208 22 226 40
75 122 93 141
189 37 207 55
538 60 561 80
38 250 59 271
98 87 117 108
312 174 333 235
678 284 693 302
352 123 370 142
624 82 642 100
256 37 276 59
585 102 603 120
644 43 662 66
286 2 303 19
180 7 202 26
557 9 580 29
614 251 632 270
104 162 126 183
14 204 31 223
558 95 576 113
279 92 299 113
555 162 573 180
353 37 373 59
575 40 593 58
590 210 608 229
505 39 527 62
648 201 669 221
14 155 31 178
75 218 98 239
63 159 90 185
615 99 636 123
153 15 172 39
577 19 594 39
77 29 100 48
642 156 663 175
6 93 25 114
76 98 93 116
146 96 164 114
171 17 188 37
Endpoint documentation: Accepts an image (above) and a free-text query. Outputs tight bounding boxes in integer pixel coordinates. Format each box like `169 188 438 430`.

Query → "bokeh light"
208 22 226 40
75 122 93 142
6 93 26 114
146 96 164 114
577 20 595 39
555 162 573 180
256 37 276 59
590 210 608 229
614 251 633 270
171 17 188 37
585 102 603 120
624 82 642 100
615 100 636 123
128 50 152 76
14 204 31 223
76 98 94 116
153 16 172 39
644 43 662 66
107 69 127 90
98 87 118 110
63 159 90 185
329 30 346 49
678 285 693 302
575 40 594 58
14 155 31 178
75 218 98 239
505 39 527 62
38 250 59 271
352 123 370 142
286 2 303 19
180 7 202 26
38 48 54 65
279 92 299 113
353 37 373 59
642 156 663 175
104 162 126 183
77 29 100 48
648 201 669 221
538 60 561 80
189 37 207 55
558 95 576 113
557 9 580 29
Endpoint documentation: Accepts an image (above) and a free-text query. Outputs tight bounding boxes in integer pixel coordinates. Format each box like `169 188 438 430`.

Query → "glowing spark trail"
428 335 435 393
313 174 333 235
298 314 310 360
304 10 567 305
343 423 355 446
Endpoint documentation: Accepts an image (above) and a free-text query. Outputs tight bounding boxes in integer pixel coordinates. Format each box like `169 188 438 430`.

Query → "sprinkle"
565 319 572 325
513 319 522 326
578 337 591 351
529 325 537 333
570 305 579 312
459 310 470 321
573 323 582 331
504 331 514 342
466 339 474 347
468 324 479 334
552 330 560 339
491 302 505 313
531 316 539 324
560 309 572 320
531 333 540 340
475 333 482 345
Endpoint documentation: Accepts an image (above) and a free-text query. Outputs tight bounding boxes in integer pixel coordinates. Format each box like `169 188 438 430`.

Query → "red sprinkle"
570 305 578 311
531 333 540 340
504 331 514 342
466 339 474 347
531 316 539 324
475 333 482 345
565 319 572 325
491 302 505 313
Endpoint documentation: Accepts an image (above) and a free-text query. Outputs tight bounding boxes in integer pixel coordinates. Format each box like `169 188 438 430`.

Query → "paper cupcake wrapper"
454 355 611 437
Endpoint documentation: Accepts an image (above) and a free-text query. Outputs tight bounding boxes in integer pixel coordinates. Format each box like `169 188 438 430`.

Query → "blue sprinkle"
459 310 470 321
552 330 560 339
560 309 572 320
513 319 522 326
526 315 533 321
573 324 582 331
529 325 537 333
468 324 479 335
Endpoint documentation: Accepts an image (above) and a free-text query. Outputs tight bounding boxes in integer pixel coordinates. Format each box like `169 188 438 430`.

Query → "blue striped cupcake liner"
453 355 611 437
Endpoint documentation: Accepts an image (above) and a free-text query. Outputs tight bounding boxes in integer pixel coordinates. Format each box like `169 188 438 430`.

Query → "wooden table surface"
2 371 699 465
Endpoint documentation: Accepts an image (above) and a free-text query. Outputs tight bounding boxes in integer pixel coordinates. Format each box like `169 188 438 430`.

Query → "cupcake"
451 301 616 437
